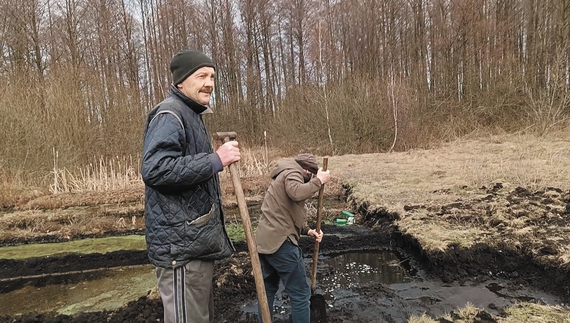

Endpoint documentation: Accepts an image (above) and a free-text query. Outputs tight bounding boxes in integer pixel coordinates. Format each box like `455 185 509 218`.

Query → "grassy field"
326 133 570 322
2 132 570 322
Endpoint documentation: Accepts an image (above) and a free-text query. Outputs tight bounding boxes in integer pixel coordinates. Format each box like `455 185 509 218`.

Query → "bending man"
256 153 331 323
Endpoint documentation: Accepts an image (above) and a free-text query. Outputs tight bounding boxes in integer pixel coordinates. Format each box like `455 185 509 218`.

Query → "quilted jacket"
141 85 234 268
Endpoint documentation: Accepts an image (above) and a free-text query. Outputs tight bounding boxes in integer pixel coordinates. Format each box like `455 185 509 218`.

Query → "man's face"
177 66 215 105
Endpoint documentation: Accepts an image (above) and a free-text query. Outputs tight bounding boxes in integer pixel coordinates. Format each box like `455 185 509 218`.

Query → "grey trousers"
156 259 215 323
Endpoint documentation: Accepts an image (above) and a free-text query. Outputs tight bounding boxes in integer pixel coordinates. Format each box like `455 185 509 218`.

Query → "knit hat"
295 153 319 174
170 49 216 85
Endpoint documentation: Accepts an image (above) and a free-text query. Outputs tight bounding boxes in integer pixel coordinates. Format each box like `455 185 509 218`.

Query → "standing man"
255 153 331 323
141 49 240 323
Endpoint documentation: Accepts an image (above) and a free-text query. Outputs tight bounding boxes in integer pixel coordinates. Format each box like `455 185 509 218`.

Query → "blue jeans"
258 240 310 323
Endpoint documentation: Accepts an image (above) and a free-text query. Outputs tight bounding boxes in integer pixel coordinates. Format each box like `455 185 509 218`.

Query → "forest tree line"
0 0 569 185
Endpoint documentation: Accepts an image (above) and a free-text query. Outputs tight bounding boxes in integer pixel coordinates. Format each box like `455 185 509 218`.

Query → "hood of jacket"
270 159 309 181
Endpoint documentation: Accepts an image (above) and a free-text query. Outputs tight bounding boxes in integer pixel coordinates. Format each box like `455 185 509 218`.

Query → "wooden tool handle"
220 135 271 323
314 158 328 233
311 157 328 292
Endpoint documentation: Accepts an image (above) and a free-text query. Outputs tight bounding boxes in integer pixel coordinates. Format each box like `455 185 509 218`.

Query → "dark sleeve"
211 153 223 174
141 113 214 189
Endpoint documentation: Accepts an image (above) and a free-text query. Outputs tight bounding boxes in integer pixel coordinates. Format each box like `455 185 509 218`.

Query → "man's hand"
308 229 323 242
316 168 330 184
216 141 240 166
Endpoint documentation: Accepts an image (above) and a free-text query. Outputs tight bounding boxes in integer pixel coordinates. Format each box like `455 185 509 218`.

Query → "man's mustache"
200 86 213 94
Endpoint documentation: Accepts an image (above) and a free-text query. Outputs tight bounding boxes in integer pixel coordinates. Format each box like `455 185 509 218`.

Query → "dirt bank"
0 223 398 323
2 135 570 322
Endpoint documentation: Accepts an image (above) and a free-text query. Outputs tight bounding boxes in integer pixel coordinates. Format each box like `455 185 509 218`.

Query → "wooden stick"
311 157 328 293
221 135 272 323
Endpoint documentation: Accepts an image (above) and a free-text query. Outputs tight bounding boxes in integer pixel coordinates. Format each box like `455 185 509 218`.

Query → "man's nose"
204 77 215 87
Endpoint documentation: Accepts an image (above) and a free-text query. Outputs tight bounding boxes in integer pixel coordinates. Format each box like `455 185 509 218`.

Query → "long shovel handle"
223 138 272 323
310 157 328 293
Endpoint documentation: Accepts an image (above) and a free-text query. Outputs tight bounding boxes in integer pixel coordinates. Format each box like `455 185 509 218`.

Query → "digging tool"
213 132 272 323
310 157 328 323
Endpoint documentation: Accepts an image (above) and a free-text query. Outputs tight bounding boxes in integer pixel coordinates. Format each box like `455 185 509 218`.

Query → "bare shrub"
524 84 570 136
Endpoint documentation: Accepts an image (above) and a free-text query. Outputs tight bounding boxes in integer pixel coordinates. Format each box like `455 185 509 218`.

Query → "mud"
2 185 570 322
393 184 570 301
0 225 396 323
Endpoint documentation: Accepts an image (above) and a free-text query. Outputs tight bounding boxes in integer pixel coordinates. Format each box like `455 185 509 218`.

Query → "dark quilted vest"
142 87 234 268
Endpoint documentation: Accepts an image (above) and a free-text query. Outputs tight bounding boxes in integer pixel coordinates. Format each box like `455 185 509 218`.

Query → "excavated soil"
358 183 570 301
1 185 570 323
0 223 398 323
3 135 570 322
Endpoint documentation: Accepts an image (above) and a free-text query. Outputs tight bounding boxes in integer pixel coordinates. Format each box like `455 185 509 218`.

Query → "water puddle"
318 251 411 289
0 247 564 321
0 265 155 316
242 250 563 322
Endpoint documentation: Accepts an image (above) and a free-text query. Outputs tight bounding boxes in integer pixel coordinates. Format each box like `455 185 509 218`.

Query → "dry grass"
0 170 49 209
0 145 345 239
499 303 570 323
408 302 570 323
454 303 480 320
400 221 486 252
3 133 570 245
330 132 570 257
1 146 280 209
50 154 142 194
332 133 570 214
4 132 570 236
0 203 145 240
408 313 438 323
408 303 481 322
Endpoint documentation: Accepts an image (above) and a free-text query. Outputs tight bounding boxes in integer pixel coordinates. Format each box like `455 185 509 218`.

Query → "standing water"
242 250 563 322
0 244 563 321
0 265 156 316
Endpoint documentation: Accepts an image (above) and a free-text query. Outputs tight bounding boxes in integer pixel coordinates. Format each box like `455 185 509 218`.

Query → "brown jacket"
256 159 322 254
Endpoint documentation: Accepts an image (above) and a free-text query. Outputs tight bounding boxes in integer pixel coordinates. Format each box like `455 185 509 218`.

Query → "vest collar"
170 85 213 115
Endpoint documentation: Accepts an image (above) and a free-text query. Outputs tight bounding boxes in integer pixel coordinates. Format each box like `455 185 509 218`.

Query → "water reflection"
317 251 411 303
0 265 155 316
242 250 563 322
242 250 408 320
320 252 409 286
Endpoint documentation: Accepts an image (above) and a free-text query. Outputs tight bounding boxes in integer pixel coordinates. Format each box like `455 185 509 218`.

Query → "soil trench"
1 189 570 322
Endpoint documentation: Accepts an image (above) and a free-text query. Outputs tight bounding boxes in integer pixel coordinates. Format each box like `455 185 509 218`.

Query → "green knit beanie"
170 49 216 85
